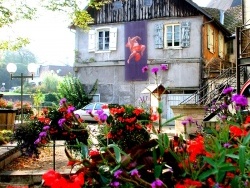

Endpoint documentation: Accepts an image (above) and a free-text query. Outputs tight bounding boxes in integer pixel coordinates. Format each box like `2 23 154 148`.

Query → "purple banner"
125 21 148 81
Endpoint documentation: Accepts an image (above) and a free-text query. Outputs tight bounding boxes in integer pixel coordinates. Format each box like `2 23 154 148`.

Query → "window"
207 24 214 53
164 24 181 48
88 27 117 52
154 22 190 49
98 30 109 50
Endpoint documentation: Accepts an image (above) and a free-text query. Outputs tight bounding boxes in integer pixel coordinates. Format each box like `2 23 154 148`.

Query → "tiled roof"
202 5 242 34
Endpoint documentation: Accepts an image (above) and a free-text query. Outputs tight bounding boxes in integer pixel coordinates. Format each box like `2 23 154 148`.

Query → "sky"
0 0 210 67
193 0 210 7
1 8 75 66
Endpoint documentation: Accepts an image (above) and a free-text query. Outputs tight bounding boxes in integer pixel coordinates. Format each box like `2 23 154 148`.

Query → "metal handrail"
179 68 236 105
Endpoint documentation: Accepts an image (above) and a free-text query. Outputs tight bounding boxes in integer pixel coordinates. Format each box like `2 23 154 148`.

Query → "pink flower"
142 66 148 73
151 179 164 188
160 64 168 71
232 94 248 107
130 169 140 178
114 169 123 178
151 67 159 74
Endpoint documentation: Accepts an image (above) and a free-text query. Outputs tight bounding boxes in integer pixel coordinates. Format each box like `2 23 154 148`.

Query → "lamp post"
6 63 37 125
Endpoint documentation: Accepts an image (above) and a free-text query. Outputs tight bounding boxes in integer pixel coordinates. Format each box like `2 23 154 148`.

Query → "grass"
0 92 30 96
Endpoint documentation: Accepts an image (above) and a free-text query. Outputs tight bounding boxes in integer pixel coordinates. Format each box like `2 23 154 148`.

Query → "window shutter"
181 22 191 47
154 24 163 48
218 31 224 58
207 25 214 53
88 29 96 52
109 27 117 51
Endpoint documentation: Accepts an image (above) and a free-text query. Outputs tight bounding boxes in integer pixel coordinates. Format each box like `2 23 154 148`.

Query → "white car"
74 102 109 121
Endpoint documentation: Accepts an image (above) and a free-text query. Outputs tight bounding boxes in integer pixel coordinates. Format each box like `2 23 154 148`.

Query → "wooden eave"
84 0 232 38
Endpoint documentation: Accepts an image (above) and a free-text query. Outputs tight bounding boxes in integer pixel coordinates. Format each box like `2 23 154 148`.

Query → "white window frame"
98 29 110 51
88 27 117 53
164 24 181 49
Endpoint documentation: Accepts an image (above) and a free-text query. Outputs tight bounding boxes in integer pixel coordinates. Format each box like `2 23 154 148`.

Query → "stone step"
0 143 21 170
0 169 73 187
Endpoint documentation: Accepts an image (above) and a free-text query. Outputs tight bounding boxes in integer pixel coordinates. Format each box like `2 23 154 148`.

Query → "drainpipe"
236 26 241 94
219 10 225 25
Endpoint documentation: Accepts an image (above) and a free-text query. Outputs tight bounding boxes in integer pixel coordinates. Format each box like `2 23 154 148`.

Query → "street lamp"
6 63 37 124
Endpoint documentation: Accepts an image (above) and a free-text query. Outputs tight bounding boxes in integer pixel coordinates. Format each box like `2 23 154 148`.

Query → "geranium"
102 104 153 151
36 85 250 188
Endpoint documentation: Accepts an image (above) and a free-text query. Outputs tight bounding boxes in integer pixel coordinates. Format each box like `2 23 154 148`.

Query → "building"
72 0 237 123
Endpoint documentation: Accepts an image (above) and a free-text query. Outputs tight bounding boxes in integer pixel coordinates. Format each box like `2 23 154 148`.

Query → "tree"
57 74 98 109
0 48 37 90
39 71 62 93
0 0 37 50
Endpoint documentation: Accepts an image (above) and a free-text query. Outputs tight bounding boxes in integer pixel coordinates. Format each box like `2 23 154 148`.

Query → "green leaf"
218 164 236 172
239 145 246 174
243 132 250 145
198 168 218 181
226 154 239 160
203 157 217 168
217 171 226 183
158 133 169 156
81 144 88 159
217 150 225 165
107 144 122 163
230 176 240 188
161 115 182 127
154 165 162 178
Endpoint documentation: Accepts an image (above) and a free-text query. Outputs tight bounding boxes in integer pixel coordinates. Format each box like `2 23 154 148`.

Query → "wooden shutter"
207 25 214 53
88 29 96 52
109 27 117 51
218 31 224 58
154 24 163 48
181 22 191 47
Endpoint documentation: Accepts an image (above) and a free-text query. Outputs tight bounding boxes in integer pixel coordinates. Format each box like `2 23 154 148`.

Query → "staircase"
179 67 248 121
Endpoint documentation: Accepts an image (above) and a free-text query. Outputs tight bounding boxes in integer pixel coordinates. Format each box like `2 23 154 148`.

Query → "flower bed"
9 65 250 188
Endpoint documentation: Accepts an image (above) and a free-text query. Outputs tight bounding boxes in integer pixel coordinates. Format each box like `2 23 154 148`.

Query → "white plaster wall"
75 16 203 104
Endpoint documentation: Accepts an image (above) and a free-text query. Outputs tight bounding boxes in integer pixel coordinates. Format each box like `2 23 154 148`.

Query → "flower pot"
0 109 17 130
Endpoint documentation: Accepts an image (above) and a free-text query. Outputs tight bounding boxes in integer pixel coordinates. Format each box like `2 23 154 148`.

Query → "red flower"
124 117 136 123
187 136 205 162
89 149 100 157
126 125 134 131
102 104 108 109
146 123 152 131
229 125 247 137
244 116 250 123
175 178 202 188
70 172 85 186
42 169 62 186
150 114 158 121
133 108 144 116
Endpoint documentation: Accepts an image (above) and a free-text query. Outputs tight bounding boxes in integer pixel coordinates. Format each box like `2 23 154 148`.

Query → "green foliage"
45 93 59 103
0 1 37 50
12 120 45 156
39 71 62 93
0 130 13 145
0 38 30 51
71 10 94 31
32 89 45 107
57 74 98 109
